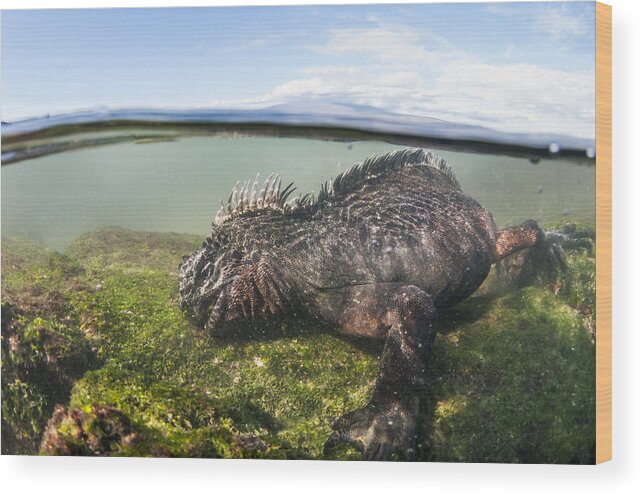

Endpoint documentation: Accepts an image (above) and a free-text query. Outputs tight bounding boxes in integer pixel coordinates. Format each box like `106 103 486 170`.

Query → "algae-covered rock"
1 226 596 462
40 404 142 456
1 238 97 454
424 288 596 463
65 226 202 274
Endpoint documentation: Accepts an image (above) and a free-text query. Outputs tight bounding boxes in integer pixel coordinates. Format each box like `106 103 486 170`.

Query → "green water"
1 136 595 250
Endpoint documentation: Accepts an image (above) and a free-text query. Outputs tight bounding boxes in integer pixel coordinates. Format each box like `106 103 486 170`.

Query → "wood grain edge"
596 1 612 464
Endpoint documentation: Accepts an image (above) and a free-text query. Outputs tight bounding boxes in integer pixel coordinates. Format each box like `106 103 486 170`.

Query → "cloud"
421 61 595 138
484 2 594 42
269 66 420 100
210 24 595 140
218 34 282 54
534 4 594 41
309 27 463 66
503 44 515 60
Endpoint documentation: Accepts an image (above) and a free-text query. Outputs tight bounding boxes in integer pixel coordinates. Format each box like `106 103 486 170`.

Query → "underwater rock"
1 239 97 454
40 404 141 456
424 287 596 463
1 227 595 461
1 296 96 454
65 226 202 274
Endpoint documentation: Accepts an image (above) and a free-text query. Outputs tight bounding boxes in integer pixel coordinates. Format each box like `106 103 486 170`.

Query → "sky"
1 1 596 138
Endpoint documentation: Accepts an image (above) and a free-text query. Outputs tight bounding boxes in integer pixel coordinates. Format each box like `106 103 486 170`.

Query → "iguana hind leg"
324 283 437 461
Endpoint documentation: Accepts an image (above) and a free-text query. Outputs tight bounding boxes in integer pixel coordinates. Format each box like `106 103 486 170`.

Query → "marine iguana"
178 148 590 461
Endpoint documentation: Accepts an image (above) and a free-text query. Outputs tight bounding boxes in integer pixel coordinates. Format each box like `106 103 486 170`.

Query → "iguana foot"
544 223 594 270
324 398 419 461
497 223 594 286
533 223 595 273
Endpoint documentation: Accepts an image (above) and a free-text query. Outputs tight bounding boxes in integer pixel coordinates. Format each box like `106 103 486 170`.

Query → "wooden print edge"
596 1 612 464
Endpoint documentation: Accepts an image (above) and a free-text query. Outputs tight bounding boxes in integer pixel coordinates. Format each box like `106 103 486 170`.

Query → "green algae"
1 238 97 454
1 226 596 462
425 288 596 463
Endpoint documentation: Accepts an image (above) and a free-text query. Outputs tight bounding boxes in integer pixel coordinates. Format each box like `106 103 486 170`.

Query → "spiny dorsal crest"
215 172 313 223
214 149 458 223
317 148 459 202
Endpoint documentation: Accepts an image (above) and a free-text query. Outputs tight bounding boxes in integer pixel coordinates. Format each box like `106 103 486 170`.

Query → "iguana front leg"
323 283 437 461
494 220 594 286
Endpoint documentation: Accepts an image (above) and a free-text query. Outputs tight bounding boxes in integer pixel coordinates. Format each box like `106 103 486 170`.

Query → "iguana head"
179 172 305 332
178 226 243 331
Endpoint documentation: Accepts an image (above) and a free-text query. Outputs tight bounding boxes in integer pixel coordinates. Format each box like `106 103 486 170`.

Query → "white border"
1 1 641 494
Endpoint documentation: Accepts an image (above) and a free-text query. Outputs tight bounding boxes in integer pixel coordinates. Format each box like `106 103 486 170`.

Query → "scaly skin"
178 148 586 460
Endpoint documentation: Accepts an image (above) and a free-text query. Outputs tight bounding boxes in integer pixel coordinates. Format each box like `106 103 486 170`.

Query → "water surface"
1 135 595 250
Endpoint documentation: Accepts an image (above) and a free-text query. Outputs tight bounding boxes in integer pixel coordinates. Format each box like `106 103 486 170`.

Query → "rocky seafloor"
1 225 596 462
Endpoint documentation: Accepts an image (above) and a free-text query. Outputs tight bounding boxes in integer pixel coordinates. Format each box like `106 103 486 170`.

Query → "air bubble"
548 142 560 154
586 147 596 159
